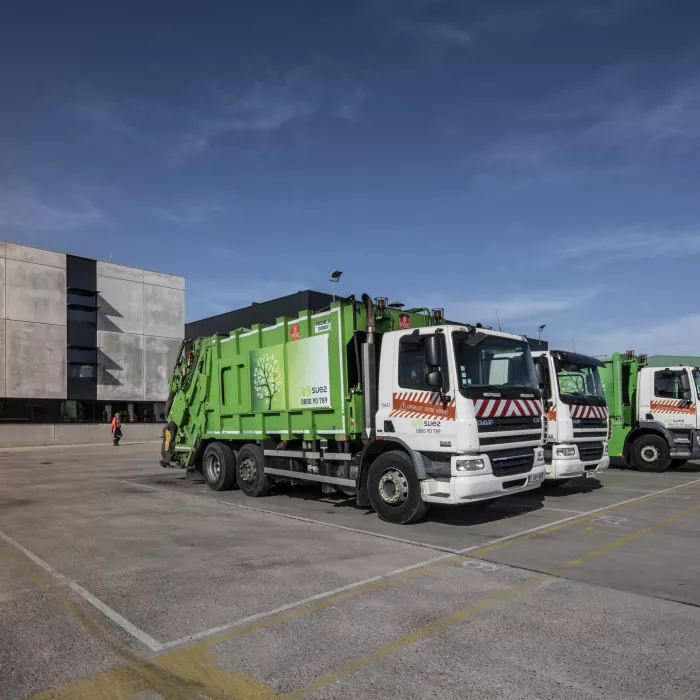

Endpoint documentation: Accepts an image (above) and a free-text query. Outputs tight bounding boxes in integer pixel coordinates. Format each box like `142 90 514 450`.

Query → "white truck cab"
532 350 609 485
374 325 546 506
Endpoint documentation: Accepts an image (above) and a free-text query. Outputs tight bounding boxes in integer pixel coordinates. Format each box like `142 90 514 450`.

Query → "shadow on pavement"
538 478 605 497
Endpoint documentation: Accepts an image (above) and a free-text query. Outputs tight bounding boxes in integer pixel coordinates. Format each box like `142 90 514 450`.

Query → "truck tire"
367 451 428 524
202 442 236 491
671 459 688 468
236 444 271 497
630 435 671 473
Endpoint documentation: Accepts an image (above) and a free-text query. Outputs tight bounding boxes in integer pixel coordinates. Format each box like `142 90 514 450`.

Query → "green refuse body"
163 299 433 462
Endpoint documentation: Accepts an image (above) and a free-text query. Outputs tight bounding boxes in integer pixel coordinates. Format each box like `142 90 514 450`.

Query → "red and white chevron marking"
570 404 608 419
390 391 457 420
650 400 697 415
473 398 542 418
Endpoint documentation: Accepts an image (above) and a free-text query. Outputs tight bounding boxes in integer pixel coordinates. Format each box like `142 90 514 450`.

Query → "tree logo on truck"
253 354 281 410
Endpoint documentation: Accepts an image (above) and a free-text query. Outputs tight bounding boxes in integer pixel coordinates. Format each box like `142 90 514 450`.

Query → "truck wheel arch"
624 423 671 461
357 438 426 507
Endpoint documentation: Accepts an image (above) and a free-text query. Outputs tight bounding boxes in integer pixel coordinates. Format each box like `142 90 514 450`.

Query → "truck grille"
478 416 541 433
578 442 604 462
573 429 607 438
480 433 540 446
489 448 535 477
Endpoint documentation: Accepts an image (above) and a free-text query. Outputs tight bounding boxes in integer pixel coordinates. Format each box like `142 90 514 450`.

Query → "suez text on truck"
161 295 546 524
599 352 700 473
531 350 609 485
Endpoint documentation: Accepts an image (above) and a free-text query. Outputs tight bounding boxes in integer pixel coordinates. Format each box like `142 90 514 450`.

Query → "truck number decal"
390 392 456 420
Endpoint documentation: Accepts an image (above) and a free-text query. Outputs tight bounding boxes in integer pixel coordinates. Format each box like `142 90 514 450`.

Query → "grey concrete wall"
97 260 184 401
6 258 67 325
97 331 144 400
144 284 185 339
0 322 5 397
145 336 181 401
97 275 144 334
1 243 67 399
6 321 67 398
0 423 163 447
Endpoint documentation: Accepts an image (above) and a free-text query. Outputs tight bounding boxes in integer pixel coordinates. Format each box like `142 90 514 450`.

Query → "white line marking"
121 481 461 554
600 487 656 493
126 477 700 650
0 529 164 652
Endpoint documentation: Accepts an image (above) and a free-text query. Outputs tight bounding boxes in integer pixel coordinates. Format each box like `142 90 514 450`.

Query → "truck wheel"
236 445 271 497
202 443 236 491
631 435 670 473
367 451 428 524
671 459 688 468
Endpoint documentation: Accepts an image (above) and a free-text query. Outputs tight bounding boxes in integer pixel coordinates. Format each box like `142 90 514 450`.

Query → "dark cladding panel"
66 255 97 399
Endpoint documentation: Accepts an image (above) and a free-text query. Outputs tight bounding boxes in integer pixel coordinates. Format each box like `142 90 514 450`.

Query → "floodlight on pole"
329 270 343 301
537 324 546 345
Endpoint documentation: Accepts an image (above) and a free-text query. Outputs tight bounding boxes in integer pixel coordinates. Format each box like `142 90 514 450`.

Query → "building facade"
0 241 184 424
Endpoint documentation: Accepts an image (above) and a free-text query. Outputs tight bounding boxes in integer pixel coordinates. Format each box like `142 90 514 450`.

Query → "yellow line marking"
0 543 277 700
281 502 700 699
23 479 700 699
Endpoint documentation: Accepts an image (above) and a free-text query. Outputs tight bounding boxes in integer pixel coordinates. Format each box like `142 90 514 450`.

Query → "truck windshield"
554 359 605 404
693 370 700 400
452 332 538 398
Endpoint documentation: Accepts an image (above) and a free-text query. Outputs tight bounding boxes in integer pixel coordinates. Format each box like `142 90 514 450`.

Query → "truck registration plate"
585 472 596 479
528 472 544 483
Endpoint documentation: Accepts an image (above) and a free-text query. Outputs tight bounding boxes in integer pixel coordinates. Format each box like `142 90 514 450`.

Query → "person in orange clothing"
111 412 123 446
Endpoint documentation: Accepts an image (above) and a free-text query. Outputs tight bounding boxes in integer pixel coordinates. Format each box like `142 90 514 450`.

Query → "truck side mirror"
424 335 442 368
425 369 444 389
534 362 546 389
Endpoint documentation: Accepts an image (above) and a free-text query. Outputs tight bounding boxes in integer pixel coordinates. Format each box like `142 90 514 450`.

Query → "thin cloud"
74 101 136 136
387 0 653 48
335 87 367 122
75 68 364 163
575 312 700 356
410 287 603 329
156 204 226 226
0 186 103 233
177 70 318 158
550 228 700 262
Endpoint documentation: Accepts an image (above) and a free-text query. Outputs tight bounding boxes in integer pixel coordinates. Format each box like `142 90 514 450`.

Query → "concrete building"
0 241 184 446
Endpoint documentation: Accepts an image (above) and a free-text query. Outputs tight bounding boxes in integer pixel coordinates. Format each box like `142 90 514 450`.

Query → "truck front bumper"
546 455 609 480
420 450 547 505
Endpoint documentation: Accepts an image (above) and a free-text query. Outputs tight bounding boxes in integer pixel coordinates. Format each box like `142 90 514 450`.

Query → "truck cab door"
646 368 697 430
376 329 457 452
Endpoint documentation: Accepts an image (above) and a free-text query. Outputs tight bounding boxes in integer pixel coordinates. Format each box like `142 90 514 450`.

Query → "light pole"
537 324 546 346
329 270 343 301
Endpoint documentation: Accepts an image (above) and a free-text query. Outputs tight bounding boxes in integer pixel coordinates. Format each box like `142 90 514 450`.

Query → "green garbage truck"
600 352 700 472
161 295 546 523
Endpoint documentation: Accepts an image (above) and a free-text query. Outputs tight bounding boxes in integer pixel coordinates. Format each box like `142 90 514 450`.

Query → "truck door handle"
384 420 395 433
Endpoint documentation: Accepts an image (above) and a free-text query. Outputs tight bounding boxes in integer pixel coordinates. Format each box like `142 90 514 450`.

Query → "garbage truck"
531 350 609 485
599 352 700 472
161 296 546 523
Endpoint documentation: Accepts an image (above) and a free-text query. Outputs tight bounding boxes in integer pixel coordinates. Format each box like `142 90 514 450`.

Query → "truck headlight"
535 448 544 463
556 446 576 457
603 443 608 455
456 458 486 471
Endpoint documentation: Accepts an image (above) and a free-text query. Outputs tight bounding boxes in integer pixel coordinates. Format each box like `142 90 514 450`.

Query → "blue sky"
1 0 699 355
